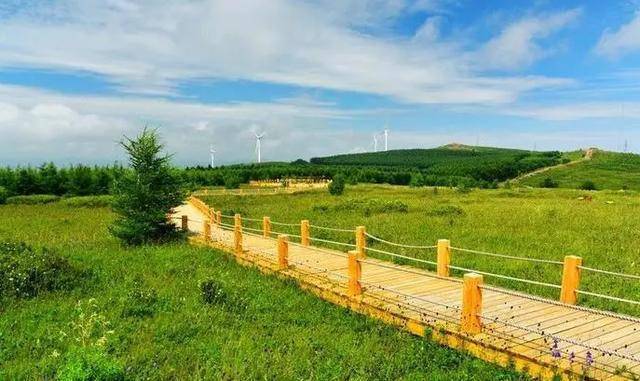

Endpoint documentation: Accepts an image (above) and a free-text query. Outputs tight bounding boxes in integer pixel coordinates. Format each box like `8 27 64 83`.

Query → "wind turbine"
373 134 379 152
254 132 265 163
383 127 389 151
209 145 216 168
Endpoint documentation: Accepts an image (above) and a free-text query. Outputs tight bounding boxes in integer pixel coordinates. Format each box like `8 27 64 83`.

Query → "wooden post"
560 255 582 304
209 209 216 227
437 239 451 277
263 216 271 238
216 211 222 225
356 226 366 258
277 234 289 270
461 273 483 334
301 220 310 246
234 214 242 255
181 215 188 231
348 250 362 297
203 221 211 242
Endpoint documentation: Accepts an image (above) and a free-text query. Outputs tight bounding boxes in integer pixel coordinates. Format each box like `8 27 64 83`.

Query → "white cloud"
495 102 640 121
595 11 640 58
476 8 581 71
0 0 573 105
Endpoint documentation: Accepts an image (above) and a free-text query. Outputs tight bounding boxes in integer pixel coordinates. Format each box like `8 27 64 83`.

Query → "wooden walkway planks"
173 202 640 380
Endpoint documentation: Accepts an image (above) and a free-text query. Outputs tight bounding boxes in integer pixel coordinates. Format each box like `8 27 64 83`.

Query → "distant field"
519 150 640 191
0 203 521 379
202 184 640 316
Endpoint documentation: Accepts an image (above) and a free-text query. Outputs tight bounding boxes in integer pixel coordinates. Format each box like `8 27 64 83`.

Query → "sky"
1 0 640 166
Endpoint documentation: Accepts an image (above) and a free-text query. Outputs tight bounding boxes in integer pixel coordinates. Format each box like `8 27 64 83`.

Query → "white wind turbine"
373 133 379 152
209 145 216 168
383 127 389 151
254 132 265 163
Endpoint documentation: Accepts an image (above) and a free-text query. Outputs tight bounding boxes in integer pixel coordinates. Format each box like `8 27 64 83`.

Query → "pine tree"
110 128 185 245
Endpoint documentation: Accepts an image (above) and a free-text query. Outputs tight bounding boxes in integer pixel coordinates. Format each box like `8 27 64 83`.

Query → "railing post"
263 216 271 238
461 273 483 334
356 226 366 258
234 214 242 255
301 220 310 246
348 250 362 297
181 215 188 231
210 209 216 227
277 234 289 270
437 239 451 277
203 221 211 242
560 255 582 304
216 211 222 225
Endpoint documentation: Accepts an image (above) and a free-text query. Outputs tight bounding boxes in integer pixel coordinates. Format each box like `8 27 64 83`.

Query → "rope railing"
360 257 463 284
448 264 562 289
451 246 564 265
309 224 355 233
576 290 640 306
578 265 640 281
366 246 438 268
365 232 437 250
308 236 356 248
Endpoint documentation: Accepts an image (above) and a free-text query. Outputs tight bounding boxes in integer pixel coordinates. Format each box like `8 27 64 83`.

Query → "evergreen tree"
110 128 184 245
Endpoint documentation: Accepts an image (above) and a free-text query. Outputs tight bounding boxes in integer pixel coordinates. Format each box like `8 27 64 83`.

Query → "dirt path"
507 148 594 185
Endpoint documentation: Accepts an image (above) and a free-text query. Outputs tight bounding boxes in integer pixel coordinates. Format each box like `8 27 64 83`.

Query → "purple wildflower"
569 352 576 363
586 351 594 366
551 338 561 359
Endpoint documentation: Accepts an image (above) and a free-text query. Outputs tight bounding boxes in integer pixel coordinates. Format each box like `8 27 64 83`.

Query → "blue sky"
1 0 640 166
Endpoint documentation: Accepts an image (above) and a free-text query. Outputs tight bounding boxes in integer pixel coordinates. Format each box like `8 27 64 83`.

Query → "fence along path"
172 198 640 380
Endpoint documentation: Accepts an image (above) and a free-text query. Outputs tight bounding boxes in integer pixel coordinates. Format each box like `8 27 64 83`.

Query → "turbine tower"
254 132 265 163
373 134 378 152
383 127 389 151
209 145 216 168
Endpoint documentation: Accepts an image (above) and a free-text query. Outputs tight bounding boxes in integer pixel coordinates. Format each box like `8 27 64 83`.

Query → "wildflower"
569 352 576 363
551 338 561 359
586 351 594 366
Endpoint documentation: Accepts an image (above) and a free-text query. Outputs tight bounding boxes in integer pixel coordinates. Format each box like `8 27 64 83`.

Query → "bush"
200 279 227 305
0 186 7 204
110 128 185 245
223 173 242 189
328 174 345 196
0 241 85 298
6 194 60 205
60 195 114 208
580 180 597 191
539 177 558 188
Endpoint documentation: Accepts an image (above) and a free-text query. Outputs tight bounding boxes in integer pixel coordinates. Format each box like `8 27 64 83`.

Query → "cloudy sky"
1 0 640 166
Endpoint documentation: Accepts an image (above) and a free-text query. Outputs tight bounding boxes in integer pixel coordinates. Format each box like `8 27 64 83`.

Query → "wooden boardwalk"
173 201 640 380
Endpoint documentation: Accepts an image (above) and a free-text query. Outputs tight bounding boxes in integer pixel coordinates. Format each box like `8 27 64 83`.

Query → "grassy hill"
518 149 640 191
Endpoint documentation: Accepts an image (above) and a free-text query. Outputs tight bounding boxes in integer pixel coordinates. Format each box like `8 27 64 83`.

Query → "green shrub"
0 186 7 204
60 195 114 208
57 346 124 381
409 173 424 187
223 173 242 189
539 177 558 188
110 128 185 245
580 180 597 191
200 279 227 305
0 241 85 298
6 194 60 205
328 174 345 195
427 205 466 217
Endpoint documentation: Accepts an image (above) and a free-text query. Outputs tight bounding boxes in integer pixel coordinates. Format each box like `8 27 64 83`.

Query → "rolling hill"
518 149 640 191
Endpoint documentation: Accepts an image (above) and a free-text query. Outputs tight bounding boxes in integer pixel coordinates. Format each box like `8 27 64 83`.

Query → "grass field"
201 184 640 316
520 150 640 191
0 203 525 380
